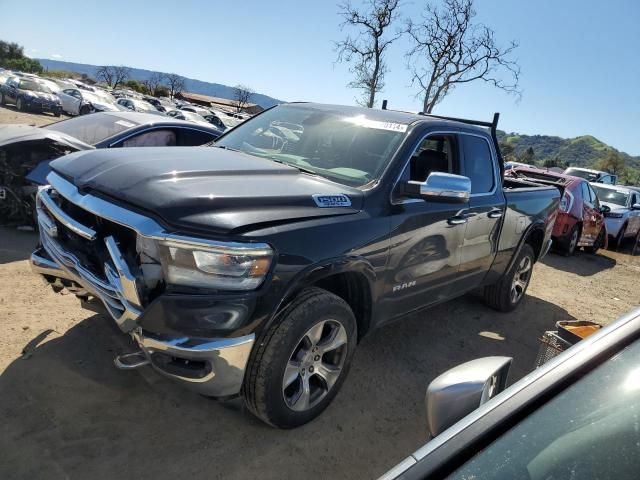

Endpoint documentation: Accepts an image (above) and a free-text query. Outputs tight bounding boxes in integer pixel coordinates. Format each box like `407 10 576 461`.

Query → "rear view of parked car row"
0 69 248 131
507 166 640 255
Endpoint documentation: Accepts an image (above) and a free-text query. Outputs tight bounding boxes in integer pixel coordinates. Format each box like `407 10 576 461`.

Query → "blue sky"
3 0 640 154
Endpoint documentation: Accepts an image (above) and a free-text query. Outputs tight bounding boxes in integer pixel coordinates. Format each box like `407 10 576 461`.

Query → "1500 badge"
312 194 352 208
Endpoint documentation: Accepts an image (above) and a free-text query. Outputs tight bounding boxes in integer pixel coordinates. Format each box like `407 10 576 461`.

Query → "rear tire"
562 225 580 256
243 287 357 428
584 228 605 254
484 244 535 312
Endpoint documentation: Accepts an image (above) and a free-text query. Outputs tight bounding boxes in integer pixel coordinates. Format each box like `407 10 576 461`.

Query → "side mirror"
426 356 512 438
600 205 611 214
403 172 471 203
632 204 640 211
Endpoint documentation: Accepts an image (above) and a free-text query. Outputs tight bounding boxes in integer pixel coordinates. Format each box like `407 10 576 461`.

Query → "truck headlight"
157 239 273 290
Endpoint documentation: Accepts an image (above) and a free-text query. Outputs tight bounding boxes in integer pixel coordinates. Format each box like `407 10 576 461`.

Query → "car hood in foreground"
50 147 363 234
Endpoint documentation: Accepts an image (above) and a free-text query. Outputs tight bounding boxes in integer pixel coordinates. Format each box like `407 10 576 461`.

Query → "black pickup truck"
31 103 560 428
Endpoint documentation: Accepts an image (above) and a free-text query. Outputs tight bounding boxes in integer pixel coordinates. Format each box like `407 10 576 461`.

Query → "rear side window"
588 184 600 208
461 135 494 194
179 128 219 146
581 182 593 206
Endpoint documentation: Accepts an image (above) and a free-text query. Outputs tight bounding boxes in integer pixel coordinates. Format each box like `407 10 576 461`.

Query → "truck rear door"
456 132 505 290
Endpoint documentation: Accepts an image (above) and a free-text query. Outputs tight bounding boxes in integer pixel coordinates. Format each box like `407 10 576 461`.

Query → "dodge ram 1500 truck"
31 103 560 428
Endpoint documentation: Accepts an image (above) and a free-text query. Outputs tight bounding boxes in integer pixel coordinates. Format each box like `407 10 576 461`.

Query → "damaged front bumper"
30 179 255 398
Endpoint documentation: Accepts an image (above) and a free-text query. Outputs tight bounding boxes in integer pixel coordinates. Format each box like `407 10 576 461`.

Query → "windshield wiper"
268 157 318 176
211 145 241 152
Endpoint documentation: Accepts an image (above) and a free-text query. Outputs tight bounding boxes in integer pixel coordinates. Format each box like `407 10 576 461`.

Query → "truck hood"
0 124 94 151
50 147 364 234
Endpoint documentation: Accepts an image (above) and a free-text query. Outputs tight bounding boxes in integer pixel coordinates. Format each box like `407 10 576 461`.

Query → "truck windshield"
215 105 406 187
591 185 629 207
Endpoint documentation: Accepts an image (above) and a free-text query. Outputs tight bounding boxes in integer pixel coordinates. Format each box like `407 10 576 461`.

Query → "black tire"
0 93 4 105
54 109 61 117
614 223 627 250
584 228 605 254
484 244 535 312
16 97 24 111
243 287 357 428
79 105 90 115
561 225 580 256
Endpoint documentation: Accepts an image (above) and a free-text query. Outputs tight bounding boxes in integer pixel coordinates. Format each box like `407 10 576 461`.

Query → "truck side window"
461 135 495 194
409 135 457 182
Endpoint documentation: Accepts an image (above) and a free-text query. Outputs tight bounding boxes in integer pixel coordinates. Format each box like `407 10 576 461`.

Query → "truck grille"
36 179 143 331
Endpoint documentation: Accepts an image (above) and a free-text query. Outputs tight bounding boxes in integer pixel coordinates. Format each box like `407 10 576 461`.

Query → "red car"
508 168 607 255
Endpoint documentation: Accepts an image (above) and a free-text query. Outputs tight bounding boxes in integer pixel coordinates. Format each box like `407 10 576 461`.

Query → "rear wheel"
585 228 605 254
243 287 356 428
562 225 580 256
484 244 535 312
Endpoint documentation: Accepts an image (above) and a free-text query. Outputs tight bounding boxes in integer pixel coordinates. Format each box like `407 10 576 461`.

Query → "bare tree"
96 65 130 89
96 66 115 87
233 84 254 112
112 66 130 89
335 0 401 108
142 72 166 97
164 73 186 99
406 0 521 113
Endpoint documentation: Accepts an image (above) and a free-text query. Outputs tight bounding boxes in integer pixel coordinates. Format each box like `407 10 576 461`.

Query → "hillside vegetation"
497 130 640 173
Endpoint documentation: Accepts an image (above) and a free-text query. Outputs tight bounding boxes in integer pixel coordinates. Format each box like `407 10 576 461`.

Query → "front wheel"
613 224 627 250
243 287 357 428
484 244 535 312
16 97 24 111
0 93 5 105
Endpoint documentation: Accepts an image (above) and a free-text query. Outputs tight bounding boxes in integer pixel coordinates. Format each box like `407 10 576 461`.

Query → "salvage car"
564 166 617 185
0 112 223 226
30 104 561 428
58 87 124 116
0 77 62 116
591 183 640 248
116 97 162 114
508 167 607 255
380 307 640 480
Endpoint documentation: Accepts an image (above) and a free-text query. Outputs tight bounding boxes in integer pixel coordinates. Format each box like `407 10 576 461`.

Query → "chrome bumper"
31 180 255 397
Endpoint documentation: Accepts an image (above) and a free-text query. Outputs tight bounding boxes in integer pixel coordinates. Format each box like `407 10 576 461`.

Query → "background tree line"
0 40 43 73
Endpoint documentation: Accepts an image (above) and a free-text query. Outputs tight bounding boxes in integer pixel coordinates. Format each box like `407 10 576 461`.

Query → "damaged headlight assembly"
157 239 273 291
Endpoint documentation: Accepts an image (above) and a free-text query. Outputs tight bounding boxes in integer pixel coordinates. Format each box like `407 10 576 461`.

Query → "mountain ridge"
36 58 282 109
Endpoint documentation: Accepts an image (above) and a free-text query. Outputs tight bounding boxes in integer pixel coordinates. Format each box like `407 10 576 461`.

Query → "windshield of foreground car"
215 105 406 187
449 339 640 479
44 113 140 145
591 185 629 207
19 80 51 93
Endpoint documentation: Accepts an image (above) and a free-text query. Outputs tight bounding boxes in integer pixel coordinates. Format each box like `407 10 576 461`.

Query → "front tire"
0 93 5 105
16 97 24 111
79 105 90 115
484 244 535 312
243 287 357 428
614 223 627 250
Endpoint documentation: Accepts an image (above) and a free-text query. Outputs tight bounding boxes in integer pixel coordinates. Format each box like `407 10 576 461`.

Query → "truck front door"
456 133 505 290
385 133 468 315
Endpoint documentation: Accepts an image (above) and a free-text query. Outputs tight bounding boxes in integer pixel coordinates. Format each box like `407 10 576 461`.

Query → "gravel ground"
1 107 638 479
0 103 69 126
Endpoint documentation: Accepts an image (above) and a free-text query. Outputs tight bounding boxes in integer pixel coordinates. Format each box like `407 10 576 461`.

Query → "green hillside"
497 131 640 171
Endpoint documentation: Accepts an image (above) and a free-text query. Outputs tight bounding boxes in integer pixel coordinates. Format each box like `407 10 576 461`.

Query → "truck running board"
114 351 150 370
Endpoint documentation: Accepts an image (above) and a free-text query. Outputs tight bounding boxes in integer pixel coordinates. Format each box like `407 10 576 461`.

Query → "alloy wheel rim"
510 256 532 304
282 319 348 412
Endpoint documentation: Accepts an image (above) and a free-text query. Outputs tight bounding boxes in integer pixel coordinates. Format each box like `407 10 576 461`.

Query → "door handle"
448 215 468 226
488 209 503 219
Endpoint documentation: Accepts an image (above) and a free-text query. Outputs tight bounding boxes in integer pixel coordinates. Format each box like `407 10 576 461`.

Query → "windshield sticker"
115 120 136 128
343 115 408 133
313 194 352 208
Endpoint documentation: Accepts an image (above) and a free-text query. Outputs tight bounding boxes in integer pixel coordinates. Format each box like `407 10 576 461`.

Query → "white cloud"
51 54 62 59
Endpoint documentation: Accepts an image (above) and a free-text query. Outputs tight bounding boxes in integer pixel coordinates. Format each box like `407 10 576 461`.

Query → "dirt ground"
0 103 69 126
1 106 639 479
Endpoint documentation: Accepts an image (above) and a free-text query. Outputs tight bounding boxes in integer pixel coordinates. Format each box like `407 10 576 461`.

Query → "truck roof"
287 102 490 134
